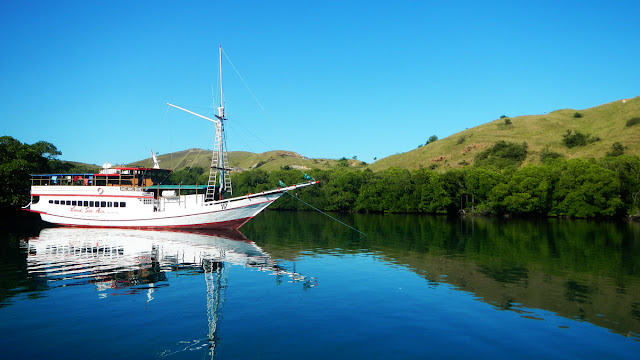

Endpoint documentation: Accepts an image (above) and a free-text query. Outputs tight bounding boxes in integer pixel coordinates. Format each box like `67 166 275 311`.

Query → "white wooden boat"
24 46 317 229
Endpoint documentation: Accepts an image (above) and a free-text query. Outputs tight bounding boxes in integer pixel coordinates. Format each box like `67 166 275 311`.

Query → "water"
1 212 639 359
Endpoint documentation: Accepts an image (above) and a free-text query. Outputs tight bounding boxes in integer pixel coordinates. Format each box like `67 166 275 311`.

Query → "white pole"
218 45 224 119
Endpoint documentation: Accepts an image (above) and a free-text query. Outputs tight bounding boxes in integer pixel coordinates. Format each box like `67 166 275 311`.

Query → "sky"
1 1 639 166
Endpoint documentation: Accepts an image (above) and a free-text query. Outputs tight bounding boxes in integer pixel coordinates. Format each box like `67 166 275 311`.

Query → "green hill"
125 95 640 173
128 149 367 172
370 95 640 171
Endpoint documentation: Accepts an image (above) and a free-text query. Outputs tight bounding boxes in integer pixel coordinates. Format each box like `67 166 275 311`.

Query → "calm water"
1 212 639 359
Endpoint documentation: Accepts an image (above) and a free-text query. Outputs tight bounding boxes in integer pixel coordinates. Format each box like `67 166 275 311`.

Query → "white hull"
28 182 316 230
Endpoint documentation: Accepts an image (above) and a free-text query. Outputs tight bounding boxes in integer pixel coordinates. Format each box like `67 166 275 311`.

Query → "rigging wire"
284 192 367 237
221 48 311 175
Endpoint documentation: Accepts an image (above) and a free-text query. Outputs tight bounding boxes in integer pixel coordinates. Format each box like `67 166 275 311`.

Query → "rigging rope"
221 48 311 176
284 192 367 237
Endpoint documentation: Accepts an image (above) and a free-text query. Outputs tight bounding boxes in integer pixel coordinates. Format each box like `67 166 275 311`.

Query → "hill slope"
129 149 366 172
370 95 640 171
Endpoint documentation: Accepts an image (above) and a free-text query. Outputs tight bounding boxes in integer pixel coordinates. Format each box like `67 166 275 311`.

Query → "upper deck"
30 167 172 188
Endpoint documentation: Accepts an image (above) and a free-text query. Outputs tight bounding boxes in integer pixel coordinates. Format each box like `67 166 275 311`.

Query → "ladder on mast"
206 120 232 201
206 45 233 201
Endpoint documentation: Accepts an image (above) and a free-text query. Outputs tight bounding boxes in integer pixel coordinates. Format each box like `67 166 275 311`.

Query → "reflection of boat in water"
26 227 310 290
26 227 316 357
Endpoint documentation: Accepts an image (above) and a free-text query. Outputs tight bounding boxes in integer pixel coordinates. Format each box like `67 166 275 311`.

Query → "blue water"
1 213 639 359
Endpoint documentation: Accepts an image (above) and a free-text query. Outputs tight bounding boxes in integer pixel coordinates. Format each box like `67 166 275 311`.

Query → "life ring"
97 187 103 195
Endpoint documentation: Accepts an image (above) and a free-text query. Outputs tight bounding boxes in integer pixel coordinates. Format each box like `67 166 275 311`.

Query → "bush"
606 142 624 157
626 117 640 127
573 112 583 118
504 118 512 125
540 146 563 163
562 130 599 148
474 141 528 169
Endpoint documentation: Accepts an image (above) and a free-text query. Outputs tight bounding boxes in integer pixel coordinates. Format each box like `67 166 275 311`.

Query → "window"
107 202 112 207
100 201 106 207
54 200 60 205
83 201 89 207
49 200 53 204
114 202 119 208
89 201 94 207
120 202 126 207
72 201 77 206
66 201 71 205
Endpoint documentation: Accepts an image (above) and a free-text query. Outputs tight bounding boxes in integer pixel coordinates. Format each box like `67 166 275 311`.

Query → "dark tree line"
230 156 640 218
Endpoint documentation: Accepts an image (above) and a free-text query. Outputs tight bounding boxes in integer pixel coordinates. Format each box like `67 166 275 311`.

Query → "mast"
208 45 232 201
166 46 232 202
218 45 224 119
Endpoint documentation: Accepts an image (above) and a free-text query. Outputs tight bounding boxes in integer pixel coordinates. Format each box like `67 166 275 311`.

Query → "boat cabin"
30 167 172 188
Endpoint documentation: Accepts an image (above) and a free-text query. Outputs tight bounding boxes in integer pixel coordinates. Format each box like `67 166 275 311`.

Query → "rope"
221 48 310 175
284 192 367 237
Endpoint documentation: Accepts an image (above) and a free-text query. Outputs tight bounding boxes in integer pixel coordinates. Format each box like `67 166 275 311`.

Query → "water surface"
1 212 639 359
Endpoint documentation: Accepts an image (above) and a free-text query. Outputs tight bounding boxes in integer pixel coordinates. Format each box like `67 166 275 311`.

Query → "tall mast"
210 45 231 200
217 45 224 119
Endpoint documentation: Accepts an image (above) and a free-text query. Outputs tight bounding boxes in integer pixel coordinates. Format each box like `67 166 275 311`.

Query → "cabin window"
107 202 112 207
100 201 106 207
66 201 71 205
89 201 94 207
114 202 119 208
72 201 77 206
83 201 89 207
49 200 53 204
120 202 126 207
54 200 60 205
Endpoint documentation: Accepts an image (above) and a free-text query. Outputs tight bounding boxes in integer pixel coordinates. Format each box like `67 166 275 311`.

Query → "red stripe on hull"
49 216 253 231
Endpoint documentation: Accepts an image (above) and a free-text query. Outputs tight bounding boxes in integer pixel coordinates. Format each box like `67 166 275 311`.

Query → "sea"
1 211 639 359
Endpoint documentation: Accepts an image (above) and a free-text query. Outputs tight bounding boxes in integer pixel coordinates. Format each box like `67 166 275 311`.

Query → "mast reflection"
26 227 316 358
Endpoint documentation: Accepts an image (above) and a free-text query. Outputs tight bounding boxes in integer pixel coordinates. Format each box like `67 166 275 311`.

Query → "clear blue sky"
2 1 639 166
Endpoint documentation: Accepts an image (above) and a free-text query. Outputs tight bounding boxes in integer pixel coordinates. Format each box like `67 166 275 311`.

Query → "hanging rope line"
221 48 311 176
284 192 367 237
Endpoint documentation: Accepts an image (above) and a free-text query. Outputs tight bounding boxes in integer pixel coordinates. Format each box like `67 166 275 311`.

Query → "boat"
23 46 318 229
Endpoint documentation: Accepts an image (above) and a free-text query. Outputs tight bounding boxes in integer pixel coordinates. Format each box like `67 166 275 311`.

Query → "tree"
0 136 62 206
426 135 438 145
599 155 640 215
495 165 557 215
550 159 624 217
419 172 452 213
464 167 504 213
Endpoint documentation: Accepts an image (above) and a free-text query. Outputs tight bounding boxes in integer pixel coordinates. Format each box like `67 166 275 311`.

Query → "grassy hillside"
123 95 640 173
129 149 367 172
370 95 640 171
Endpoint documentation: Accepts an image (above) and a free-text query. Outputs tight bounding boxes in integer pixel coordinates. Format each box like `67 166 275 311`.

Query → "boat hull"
27 182 317 230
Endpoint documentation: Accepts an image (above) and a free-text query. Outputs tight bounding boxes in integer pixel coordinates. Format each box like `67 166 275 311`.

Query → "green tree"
496 165 557 215
599 155 640 215
464 167 504 213
550 159 624 217
419 171 452 213
0 136 62 206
